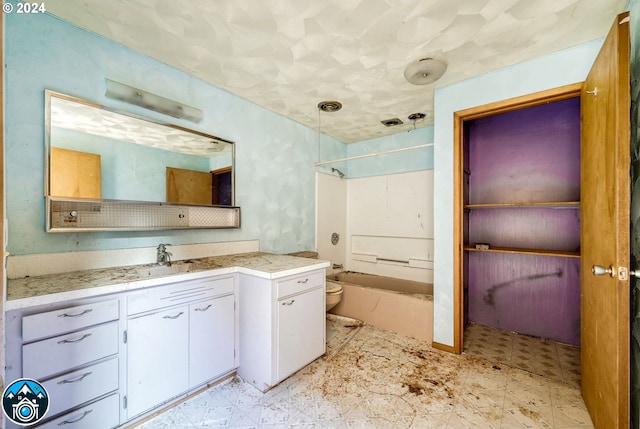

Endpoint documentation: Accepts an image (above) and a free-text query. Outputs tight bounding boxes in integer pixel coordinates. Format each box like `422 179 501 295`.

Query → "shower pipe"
313 143 433 166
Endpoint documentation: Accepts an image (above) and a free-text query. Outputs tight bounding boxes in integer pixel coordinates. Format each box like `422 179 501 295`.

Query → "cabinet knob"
57 333 92 344
57 371 93 385
58 309 93 318
163 311 184 320
58 410 93 425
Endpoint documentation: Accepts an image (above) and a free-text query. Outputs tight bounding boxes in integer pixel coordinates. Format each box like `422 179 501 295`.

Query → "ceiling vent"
381 118 403 127
317 101 342 112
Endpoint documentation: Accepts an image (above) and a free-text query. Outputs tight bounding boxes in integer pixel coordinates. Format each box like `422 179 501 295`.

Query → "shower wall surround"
4 4 343 256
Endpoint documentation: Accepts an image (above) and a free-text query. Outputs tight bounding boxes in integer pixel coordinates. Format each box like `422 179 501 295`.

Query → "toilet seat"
326 282 343 294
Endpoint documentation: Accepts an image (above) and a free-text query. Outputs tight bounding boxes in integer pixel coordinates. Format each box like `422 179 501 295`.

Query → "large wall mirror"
45 90 240 232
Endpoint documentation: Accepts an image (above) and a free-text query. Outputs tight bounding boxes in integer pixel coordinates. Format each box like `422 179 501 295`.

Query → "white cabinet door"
189 295 235 388
276 287 325 381
126 306 189 419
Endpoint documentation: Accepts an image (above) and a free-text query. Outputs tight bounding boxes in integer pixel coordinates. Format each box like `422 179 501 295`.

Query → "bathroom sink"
135 263 193 277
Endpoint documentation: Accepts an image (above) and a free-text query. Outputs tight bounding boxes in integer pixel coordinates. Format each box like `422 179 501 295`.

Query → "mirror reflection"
46 91 235 206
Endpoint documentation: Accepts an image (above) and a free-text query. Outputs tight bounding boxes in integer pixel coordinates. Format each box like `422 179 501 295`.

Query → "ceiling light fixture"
408 112 427 130
105 79 203 123
317 101 342 112
404 57 448 85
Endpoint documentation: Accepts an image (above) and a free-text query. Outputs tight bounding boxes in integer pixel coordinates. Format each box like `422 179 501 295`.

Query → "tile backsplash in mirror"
47 198 240 232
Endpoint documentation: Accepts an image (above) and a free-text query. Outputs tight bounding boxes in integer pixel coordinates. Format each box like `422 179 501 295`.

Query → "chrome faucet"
157 243 172 266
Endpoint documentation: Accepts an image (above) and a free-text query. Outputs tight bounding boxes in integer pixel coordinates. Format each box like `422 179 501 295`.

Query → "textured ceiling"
51 95 233 158
44 0 626 143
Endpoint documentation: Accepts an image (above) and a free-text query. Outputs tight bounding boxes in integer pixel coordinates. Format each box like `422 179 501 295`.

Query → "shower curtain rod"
313 142 434 166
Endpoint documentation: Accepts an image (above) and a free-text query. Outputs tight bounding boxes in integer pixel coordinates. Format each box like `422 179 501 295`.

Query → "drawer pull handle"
58 333 92 344
163 311 184 320
58 309 93 318
282 299 296 306
297 278 309 284
58 409 93 426
57 371 92 384
194 304 212 312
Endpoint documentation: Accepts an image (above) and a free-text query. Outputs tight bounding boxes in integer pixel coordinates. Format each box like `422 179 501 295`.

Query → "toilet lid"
326 281 343 294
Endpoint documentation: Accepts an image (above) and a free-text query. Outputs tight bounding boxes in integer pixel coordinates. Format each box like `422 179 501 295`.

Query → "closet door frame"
450 83 582 354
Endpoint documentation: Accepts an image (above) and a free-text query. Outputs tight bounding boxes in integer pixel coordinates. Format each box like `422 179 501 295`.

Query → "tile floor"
138 315 593 428
463 323 581 388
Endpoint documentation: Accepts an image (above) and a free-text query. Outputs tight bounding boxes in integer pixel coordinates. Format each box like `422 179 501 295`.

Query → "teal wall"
4 5 344 255
345 126 434 178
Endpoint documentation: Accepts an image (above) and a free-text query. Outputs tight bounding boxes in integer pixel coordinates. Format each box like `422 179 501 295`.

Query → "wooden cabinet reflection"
50 147 102 199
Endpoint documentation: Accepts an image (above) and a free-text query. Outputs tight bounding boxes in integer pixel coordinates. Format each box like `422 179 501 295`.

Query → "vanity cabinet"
125 275 236 419
5 252 328 427
6 298 121 429
238 269 326 392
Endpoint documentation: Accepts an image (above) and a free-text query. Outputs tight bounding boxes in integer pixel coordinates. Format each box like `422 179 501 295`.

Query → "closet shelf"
465 201 580 209
464 201 580 209
464 245 580 258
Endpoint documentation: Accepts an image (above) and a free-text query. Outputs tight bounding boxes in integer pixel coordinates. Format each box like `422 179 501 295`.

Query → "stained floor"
137 315 593 428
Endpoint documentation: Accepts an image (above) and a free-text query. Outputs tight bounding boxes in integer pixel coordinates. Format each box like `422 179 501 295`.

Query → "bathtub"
327 271 433 343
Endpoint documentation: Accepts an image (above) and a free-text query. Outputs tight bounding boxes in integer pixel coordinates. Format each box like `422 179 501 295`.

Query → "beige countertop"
6 252 329 311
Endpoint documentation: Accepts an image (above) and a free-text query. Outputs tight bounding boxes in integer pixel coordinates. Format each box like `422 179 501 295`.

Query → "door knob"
592 265 615 277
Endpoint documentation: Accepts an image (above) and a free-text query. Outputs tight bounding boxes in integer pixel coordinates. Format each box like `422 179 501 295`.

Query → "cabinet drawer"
36 393 119 429
23 322 119 380
276 271 324 299
128 276 234 315
22 299 119 343
43 357 118 418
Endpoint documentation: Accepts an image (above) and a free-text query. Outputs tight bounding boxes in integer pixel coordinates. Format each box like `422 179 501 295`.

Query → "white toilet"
326 280 343 312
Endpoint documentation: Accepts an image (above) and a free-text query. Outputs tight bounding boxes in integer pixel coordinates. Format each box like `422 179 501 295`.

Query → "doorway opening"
211 166 232 206
453 83 582 386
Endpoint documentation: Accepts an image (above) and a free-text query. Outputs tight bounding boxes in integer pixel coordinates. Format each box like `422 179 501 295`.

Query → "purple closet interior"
465 97 581 346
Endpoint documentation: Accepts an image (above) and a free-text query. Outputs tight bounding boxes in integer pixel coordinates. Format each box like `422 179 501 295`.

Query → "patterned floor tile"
465 323 581 388
139 317 591 429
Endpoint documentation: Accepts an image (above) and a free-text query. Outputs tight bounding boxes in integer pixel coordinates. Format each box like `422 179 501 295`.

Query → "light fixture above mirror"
105 79 203 123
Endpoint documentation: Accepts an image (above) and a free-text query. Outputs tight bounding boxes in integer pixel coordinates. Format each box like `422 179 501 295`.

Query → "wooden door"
166 166 212 205
580 11 630 429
